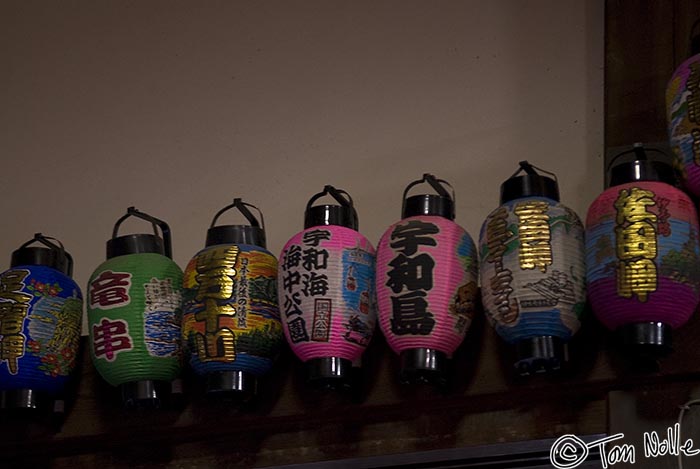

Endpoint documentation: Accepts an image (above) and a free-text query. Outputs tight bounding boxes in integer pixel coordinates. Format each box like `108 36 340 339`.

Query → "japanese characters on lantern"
614 187 658 301
377 216 478 361
586 180 700 340
182 244 283 379
280 226 376 360
0 235 83 407
386 220 438 336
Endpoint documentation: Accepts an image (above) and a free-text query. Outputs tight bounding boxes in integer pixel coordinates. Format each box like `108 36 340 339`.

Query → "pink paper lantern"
279 186 376 390
586 146 700 356
376 174 478 386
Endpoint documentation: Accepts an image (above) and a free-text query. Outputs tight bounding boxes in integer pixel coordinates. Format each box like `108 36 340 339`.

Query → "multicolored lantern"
279 186 376 390
586 146 700 356
0 234 82 411
182 199 283 399
87 207 183 408
479 162 586 375
376 175 477 386
666 23 700 196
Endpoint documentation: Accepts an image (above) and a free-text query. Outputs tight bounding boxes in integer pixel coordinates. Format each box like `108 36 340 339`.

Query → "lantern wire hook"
511 161 559 184
210 198 265 232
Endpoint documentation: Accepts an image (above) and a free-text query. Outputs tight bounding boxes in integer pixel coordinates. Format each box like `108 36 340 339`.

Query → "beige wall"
0 1 603 330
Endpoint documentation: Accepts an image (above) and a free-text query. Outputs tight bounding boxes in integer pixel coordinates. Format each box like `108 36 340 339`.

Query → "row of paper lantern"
0 146 698 411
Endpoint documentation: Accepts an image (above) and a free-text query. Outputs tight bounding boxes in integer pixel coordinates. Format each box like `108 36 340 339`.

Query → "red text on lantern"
93 318 133 361
90 270 132 310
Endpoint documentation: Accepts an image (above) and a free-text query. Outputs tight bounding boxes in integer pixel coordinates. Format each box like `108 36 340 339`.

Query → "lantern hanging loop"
304 185 358 230
401 174 456 220
210 198 265 232
508 161 559 184
112 207 173 259
17 233 73 276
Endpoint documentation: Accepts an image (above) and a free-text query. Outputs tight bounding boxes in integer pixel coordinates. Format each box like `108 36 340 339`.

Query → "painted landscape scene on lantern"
143 277 182 358
667 58 700 195
479 200 585 343
182 245 283 376
0 267 82 393
341 246 376 347
586 183 700 330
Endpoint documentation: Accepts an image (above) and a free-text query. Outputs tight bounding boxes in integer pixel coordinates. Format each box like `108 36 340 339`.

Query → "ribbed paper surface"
479 198 585 344
586 182 700 330
667 54 700 197
88 253 183 387
182 244 283 377
0 266 82 395
376 216 477 357
279 226 376 363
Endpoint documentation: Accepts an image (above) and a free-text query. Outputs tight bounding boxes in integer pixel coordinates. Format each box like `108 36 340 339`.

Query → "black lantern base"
121 380 172 409
0 389 63 414
514 336 567 376
399 348 447 387
206 371 257 401
618 322 672 358
306 357 353 391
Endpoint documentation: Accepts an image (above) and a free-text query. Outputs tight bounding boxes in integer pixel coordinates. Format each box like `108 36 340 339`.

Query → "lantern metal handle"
606 144 669 172
401 174 456 220
508 161 559 184
306 185 355 210
112 207 173 259
18 233 73 277
210 198 265 231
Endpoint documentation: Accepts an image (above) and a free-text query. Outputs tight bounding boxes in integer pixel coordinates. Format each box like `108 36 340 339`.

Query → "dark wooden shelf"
3 308 700 467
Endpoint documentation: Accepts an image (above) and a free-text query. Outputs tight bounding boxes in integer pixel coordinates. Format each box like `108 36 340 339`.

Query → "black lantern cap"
11 233 73 277
690 19 700 56
399 348 448 387
306 357 354 391
106 207 172 259
607 144 677 188
617 322 672 359
206 199 267 248
514 336 568 376
500 161 560 204
401 174 455 220
205 371 257 401
304 185 358 230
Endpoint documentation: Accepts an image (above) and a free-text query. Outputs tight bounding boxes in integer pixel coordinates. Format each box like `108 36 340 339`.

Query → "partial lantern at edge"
586 145 700 358
182 199 283 401
479 162 586 375
279 185 376 391
376 174 478 387
666 22 700 197
87 207 183 408
0 234 83 412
